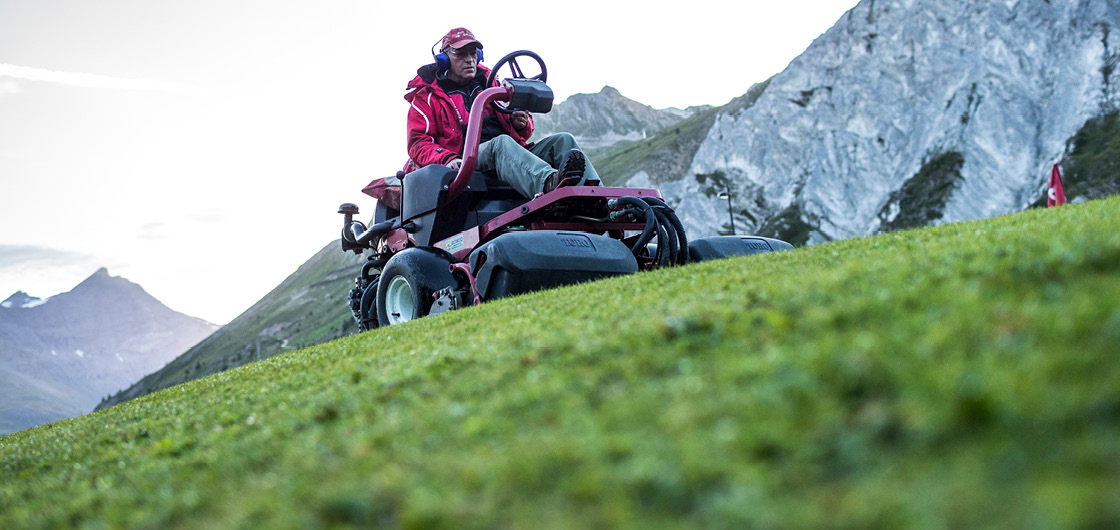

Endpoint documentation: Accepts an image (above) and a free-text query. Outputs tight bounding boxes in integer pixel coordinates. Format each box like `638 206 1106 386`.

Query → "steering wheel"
485 50 548 114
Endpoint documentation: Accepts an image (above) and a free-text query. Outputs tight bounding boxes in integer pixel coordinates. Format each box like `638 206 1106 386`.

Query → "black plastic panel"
402 166 511 247
507 79 554 113
688 236 795 262
401 165 455 221
469 231 638 301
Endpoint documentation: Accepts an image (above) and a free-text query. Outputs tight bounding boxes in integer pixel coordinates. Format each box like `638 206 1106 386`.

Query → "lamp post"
717 187 735 236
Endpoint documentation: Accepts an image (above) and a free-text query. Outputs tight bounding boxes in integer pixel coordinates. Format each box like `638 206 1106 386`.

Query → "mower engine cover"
469 231 638 301
688 235 795 262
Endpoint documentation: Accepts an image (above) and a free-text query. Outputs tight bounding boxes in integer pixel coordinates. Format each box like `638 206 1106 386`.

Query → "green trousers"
476 133 601 197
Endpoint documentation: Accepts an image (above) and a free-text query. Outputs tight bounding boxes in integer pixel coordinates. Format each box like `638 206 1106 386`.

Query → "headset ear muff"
435 49 480 70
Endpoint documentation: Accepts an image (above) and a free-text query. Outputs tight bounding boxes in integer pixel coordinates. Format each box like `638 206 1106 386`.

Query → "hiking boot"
543 149 586 193
543 171 563 194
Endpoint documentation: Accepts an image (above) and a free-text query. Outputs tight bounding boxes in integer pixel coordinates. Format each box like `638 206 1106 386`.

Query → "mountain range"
96 241 364 411
0 268 217 434
530 85 709 153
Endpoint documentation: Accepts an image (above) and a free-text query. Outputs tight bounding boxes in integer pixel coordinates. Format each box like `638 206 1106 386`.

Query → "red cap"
442 27 482 50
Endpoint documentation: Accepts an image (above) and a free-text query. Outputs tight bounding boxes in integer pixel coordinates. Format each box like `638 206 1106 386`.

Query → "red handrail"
446 85 514 203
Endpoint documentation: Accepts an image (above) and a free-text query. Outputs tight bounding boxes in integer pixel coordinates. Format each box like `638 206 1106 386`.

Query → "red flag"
1048 164 1068 207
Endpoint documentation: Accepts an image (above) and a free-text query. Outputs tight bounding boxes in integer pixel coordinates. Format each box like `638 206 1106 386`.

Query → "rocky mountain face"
97 241 364 411
0 268 217 434
531 86 708 153
611 0 1120 243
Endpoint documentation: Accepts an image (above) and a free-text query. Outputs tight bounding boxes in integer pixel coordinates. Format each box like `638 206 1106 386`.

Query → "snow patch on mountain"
1 291 49 309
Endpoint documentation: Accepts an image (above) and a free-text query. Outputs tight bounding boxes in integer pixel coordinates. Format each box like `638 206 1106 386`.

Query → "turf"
3 197 1119 529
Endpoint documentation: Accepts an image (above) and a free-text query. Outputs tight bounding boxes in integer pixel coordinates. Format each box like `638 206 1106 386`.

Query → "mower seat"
469 170 529 226
481 170 512 190
396 164 530 246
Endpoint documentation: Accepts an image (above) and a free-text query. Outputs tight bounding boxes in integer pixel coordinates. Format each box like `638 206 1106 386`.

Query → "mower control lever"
447 85 515 202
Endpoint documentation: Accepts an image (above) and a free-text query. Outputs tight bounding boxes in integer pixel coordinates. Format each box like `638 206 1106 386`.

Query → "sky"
0 0 862 324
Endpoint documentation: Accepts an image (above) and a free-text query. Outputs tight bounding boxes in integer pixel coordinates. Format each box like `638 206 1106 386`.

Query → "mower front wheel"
376 248 458 326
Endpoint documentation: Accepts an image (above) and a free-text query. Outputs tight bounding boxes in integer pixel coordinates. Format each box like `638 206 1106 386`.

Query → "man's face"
447 45 479 81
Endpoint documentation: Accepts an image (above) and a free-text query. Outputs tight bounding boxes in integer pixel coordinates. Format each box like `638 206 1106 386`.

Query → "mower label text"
445 235 465 253
560 236 594 251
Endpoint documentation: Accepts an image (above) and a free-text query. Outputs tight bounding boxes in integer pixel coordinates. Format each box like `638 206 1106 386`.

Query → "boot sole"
557 150 585 183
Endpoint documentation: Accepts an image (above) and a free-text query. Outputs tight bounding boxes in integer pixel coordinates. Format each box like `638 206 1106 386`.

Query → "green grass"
4 197 1120 529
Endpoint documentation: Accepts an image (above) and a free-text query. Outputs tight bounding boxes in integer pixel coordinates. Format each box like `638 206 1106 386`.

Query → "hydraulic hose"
351 219 395 246
569 215 612 223
613 196 658 252
643 197 689 265
650 206 678 267
608 196 691 267
360 258 387 279
665 210 689 265
654 217 670 267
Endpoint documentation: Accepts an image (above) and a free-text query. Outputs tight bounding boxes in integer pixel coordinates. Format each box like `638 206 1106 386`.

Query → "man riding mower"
336 28 793 330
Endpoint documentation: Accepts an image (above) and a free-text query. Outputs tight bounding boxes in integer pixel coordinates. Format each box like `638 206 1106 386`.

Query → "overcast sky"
0 0 862 324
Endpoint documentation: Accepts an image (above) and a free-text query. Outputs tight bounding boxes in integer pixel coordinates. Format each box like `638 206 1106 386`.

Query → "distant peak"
1 291 46 309
82 267 118 284
63 267 165 309
71 267 129 291
599 85 621 95
2 291 29 308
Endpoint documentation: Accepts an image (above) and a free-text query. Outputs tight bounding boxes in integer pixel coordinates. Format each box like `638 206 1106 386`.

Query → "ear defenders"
432 38 482 71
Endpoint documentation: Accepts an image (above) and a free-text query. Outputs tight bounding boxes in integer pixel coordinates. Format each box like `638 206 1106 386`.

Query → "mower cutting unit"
336 51 792 330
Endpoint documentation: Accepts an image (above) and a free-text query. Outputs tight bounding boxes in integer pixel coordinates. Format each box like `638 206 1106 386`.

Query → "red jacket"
404 64 534 170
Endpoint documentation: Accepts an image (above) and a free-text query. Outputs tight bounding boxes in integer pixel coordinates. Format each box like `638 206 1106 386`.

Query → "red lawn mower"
337 51 792 330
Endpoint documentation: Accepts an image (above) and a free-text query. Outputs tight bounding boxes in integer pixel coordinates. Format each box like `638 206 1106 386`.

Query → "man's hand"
511 111 530 131
447 158 463 170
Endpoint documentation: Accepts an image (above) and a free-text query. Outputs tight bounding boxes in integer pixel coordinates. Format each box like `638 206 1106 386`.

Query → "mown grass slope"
3 197 1119 529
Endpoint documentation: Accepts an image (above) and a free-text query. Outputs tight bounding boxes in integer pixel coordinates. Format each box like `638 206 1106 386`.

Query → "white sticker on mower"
445 235 465 253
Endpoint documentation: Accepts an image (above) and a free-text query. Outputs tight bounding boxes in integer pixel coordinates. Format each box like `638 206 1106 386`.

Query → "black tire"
357 275 380 331
376 248 457 326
